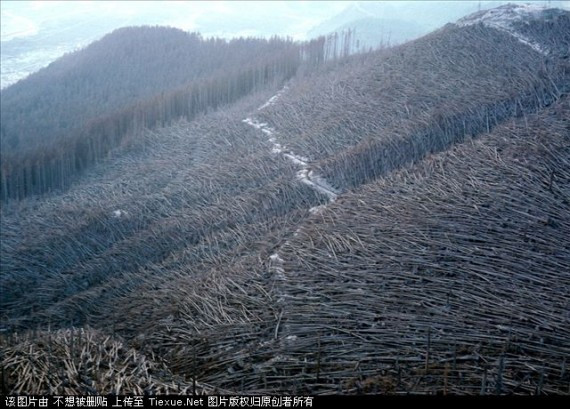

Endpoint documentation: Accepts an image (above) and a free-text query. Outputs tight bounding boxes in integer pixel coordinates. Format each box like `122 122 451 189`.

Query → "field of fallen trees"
148 94 569 395
1 12 569 395
3 87 567 397
0 88 328 332
259 22 569 191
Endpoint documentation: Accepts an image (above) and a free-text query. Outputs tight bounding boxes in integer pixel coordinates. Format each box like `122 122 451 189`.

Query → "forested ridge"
0 26 340 202
1 26 300 146
1 4 569 396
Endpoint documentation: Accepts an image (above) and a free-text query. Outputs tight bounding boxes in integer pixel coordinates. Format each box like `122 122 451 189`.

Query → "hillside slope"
1 26 298 148
240 94 569 394
260 5 569 192
0 27 304 202
1 5 569 395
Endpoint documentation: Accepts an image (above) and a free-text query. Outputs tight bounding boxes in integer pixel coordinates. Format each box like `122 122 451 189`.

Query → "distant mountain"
309 0 569 49
329 17 428 50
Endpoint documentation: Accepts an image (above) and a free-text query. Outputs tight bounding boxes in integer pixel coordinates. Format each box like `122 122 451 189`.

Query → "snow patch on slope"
258 86 289 111
111 209 126 218
243 87 339 202
269 253 284 263
309 205 327 215
456 3 548 55
243 86 342 341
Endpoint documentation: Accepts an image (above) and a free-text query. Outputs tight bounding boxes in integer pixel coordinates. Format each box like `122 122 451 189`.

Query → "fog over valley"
3 1 567 88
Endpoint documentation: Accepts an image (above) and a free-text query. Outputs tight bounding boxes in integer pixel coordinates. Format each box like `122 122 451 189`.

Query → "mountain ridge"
1 4 569 395
0 25 313 202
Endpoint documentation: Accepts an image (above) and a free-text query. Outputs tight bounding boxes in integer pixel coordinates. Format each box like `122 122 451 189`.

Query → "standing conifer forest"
1 3 569 396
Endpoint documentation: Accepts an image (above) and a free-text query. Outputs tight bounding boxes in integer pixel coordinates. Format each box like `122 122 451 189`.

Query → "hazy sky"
3 1 568 42
1 1 353 41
